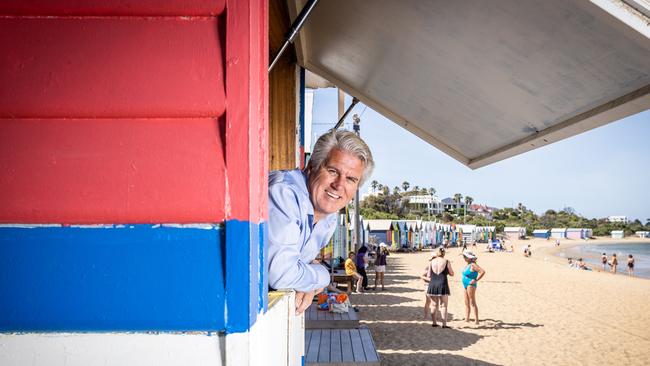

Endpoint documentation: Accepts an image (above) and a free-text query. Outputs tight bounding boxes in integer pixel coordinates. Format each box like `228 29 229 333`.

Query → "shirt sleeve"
267 183 330 292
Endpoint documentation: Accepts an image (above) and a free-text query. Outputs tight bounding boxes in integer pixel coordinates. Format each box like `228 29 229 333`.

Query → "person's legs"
424 293 431 319
354 273 363 292
468 286 479 324
463 288 471 322
441 295 449 327
379 272 385 290
374 271 379 289
359 267 368 289
431 296 440 326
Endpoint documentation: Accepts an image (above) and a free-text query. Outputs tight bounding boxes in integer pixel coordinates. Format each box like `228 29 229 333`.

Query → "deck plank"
330 327 342 363
340 329 354 363
350 329 366 362
306 329 321 363
359 327 380 363
318 329 331 363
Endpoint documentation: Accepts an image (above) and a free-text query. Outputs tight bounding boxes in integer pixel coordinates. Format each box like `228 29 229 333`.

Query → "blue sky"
309 88 650 222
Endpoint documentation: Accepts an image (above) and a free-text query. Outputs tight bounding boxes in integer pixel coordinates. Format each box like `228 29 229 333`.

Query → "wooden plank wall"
269 0 299 171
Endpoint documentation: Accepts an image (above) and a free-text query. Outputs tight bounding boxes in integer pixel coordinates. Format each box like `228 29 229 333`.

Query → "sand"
348 238 650 365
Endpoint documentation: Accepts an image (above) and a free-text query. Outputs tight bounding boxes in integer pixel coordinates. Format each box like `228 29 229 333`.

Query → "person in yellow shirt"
345 251 364 293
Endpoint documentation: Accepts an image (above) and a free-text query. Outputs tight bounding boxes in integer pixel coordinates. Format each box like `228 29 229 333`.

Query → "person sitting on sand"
461 250 485 325
425 247 454 328
627 254 634 277
345 251 364 293
577 258 590 271
601 253 608 271
609 253 618 274
568 258 574 268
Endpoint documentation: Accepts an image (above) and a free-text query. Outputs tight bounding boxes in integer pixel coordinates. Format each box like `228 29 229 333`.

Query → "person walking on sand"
609 253 618 274
601 253 608 271
345 251 363 293
461 250 485 324
373 243 389 290
627 254 635 277
425 247 454 328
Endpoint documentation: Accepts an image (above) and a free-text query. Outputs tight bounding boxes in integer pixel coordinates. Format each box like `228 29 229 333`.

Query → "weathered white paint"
591 0 650 38
226 290 303 366
0 292 303 366
289 0 650 169
0 333 223 366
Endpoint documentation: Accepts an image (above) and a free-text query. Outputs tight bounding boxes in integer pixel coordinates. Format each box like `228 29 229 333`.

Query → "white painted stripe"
0 333 223 366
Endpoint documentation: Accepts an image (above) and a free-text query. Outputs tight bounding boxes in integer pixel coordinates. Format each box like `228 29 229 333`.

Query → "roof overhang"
289 0 650 169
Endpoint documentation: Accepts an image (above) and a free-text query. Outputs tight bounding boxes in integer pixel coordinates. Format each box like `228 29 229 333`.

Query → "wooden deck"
305 304 359 329
305 327 380 366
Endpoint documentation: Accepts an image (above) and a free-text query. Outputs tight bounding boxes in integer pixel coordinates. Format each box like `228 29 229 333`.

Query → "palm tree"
453 193 463 216
464 196 474 224
382 186 389 196
412 185 420 194
428 187 436 196
402 181 410 193
393 186 401 195
371 180 379 193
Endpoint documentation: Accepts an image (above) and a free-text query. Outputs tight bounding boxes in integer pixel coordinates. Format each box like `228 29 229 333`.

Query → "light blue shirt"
268 170 337 292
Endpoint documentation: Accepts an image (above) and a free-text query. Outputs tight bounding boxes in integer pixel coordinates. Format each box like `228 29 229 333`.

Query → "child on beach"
345 251 363 293
373 244 389 290
609 254 618 274
601 253 608 271
627 255 635 277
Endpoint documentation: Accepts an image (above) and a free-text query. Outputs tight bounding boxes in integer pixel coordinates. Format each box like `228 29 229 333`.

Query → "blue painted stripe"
0 224 225 332
224 220 267 333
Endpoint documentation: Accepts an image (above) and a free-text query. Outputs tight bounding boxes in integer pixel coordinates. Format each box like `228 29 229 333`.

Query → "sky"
309 88 650 222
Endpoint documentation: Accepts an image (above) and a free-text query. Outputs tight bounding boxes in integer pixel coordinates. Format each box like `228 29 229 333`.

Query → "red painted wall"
0 1 266 224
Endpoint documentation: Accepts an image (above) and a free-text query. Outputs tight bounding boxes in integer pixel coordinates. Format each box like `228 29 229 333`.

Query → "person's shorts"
375 265 386 273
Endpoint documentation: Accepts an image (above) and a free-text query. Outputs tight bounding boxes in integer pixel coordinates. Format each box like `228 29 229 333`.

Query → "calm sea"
562 242 650 279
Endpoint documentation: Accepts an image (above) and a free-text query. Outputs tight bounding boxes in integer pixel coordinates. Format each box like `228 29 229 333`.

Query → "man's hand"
295 287 324 315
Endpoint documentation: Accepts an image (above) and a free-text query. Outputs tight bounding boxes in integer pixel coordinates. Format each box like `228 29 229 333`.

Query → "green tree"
371 180 379 193
453 193 463 215
402 181 410 193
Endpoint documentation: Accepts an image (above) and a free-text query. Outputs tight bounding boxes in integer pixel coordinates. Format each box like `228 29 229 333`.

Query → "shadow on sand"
379 352 501 366
369 322 483 351
465 318 543 330
350 293 415 306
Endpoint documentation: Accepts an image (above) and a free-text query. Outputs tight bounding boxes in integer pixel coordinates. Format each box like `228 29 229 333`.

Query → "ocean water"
562 242 650 279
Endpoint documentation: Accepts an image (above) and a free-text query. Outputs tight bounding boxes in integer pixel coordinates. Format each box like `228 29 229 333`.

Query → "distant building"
636 231 649 238
551 228 567 239
532 229 550 239
407 195 443 215
468 204 494 220
442 197 466 213
504 226 526 240
611 230 625 239
566 228 583 240
608 216 628 224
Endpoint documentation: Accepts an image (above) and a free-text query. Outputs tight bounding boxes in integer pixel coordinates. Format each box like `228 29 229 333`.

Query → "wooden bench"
331 272 353 294
305 304 359 329
305 327 380 365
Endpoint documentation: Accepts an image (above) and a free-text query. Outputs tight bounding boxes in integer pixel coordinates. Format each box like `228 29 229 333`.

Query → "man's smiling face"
308 148 364 223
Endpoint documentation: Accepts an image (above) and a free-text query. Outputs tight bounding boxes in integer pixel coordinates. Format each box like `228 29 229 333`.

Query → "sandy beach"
349 238 650 365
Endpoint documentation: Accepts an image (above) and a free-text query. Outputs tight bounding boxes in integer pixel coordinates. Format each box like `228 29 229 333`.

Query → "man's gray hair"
306 129 374 185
